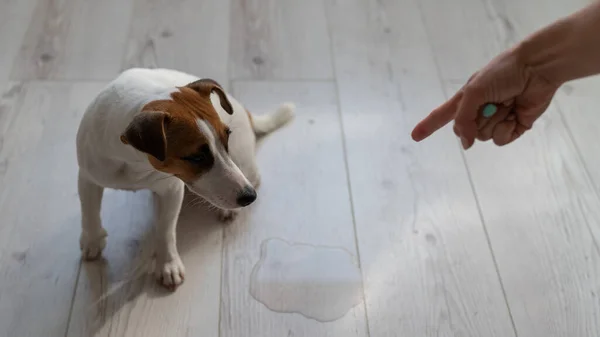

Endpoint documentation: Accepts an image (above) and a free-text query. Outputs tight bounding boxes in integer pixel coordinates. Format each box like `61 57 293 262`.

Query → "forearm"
519 1 600 85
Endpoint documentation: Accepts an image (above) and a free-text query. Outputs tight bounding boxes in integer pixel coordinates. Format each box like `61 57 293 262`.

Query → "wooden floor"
2 0 600 336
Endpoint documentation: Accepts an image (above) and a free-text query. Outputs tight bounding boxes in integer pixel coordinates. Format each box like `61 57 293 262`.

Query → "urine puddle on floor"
249 238 364 322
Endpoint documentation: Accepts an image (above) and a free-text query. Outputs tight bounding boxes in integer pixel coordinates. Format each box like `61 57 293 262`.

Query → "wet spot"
383 27 391 34
250 238 363 322
40 53 54 62
425 233 437 245
308 119 315 125
160 29 173 38
252 56 265 65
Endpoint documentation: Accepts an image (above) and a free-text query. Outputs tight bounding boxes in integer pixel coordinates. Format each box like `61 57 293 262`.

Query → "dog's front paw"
218 209 239 223
155 257 185 290
79 229 107 261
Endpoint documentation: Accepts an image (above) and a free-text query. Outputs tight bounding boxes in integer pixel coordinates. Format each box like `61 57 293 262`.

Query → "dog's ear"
120 111 170 161
186 78 234 115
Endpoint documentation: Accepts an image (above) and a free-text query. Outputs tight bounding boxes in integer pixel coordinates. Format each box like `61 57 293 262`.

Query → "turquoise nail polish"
482 103 497 118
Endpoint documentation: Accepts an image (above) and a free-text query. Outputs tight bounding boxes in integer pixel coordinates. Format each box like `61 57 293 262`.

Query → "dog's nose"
236 186 257 207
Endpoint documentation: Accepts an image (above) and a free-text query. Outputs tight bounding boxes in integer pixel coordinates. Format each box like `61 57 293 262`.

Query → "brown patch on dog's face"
120 80 233 182
146 117 217 182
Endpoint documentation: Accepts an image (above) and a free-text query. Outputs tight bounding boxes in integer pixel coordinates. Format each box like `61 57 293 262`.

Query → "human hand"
411 46 561 149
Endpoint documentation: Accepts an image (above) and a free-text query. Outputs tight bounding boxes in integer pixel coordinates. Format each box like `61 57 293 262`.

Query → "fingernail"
461 137 470 150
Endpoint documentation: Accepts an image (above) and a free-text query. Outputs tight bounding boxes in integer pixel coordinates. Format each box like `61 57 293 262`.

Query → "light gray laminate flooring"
1 0 599 336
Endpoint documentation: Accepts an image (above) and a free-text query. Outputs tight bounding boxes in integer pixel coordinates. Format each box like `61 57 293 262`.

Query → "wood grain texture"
0 0 37 83
0 82 106 337
123 0 231 87
219 81 368 337
2 0 600 335
556 76 600 204
229 0 333 80
66 193 224 337
11 0 134 80
326 0 517 336
419 0 600 335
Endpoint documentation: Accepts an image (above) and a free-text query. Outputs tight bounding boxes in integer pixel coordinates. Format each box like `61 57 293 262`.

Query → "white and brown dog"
76 68 294 289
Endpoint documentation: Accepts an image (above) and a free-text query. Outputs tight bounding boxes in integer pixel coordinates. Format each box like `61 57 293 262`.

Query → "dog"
76 68 294 289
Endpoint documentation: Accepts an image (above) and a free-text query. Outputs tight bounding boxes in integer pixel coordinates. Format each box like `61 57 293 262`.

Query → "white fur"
76 68 294 288
252 103 295 135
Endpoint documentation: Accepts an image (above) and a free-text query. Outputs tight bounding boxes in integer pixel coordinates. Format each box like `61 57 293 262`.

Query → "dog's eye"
225 127 232 135
182 144 212 164
182 153 208 164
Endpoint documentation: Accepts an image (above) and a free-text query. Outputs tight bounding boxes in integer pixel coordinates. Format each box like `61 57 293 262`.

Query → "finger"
516 102 551 132
411 91 463 142
477 106 511 141
493 102 547 146
492 114 531 146
454 86 487 149
492 119 517 145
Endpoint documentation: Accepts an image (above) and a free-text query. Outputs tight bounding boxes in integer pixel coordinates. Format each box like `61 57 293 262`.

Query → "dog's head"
120 79 256 210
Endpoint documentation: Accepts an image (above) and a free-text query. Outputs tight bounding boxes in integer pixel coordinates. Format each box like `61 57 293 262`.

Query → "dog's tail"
251 102 295 136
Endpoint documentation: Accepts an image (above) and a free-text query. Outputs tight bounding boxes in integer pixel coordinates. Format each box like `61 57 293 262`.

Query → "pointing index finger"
411 91 463 142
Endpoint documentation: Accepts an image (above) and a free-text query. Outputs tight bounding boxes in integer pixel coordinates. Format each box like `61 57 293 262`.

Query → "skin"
411 1 600 149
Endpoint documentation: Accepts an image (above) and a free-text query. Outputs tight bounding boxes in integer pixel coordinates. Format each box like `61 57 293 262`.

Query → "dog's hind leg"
78 171 107 260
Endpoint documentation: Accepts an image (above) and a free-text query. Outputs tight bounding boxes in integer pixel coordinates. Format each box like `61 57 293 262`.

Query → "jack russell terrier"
76 68 294 289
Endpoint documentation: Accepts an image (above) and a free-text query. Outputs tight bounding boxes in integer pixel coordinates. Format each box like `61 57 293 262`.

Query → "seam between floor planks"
413 0 521 334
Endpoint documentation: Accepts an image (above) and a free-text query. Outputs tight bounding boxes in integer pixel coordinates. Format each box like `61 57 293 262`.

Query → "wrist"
517 16 577 87
519 2 600 86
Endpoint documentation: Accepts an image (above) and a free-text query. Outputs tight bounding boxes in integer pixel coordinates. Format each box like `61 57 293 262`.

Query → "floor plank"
219 81 368 337
229 0 333 80
326 0 517 336
0 81 106 337
0 0 37 83
66 193 224 337
10 0 134 80
419 0 600 335
556 76 600 213
123 0 230 86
